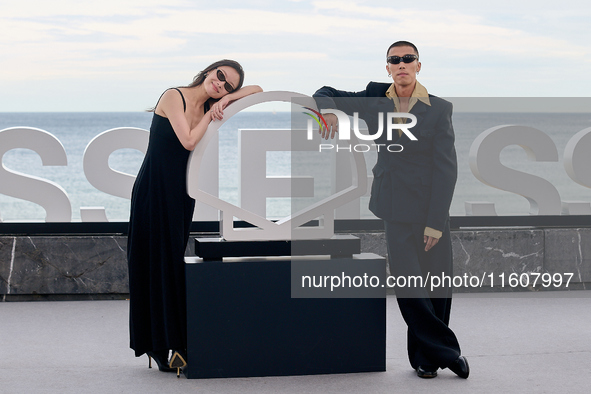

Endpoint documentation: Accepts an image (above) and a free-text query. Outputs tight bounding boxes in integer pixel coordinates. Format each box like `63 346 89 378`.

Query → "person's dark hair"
148 59 245 112
386 41 419 59
183 59 245 91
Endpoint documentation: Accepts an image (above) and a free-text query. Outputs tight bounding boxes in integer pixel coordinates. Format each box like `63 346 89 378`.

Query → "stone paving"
1 291 590 394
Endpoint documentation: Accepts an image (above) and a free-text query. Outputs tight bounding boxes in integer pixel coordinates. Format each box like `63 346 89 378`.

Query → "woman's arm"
158 89 211 151
210 85 263 120
160 85 263 151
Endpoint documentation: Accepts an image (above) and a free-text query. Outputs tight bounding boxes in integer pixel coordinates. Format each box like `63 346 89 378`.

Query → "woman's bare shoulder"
155 88 184 116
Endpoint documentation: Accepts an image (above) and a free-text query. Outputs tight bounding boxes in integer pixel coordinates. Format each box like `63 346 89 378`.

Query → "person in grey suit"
313 41 469 379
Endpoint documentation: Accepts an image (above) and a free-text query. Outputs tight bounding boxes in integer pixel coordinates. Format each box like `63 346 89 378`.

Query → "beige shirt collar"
385 81 431 111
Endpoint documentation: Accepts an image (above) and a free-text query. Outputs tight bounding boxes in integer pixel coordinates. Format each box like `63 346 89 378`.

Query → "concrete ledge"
1 228 590 298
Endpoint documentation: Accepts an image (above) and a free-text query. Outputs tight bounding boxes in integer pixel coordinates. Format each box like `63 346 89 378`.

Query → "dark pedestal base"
184 256 386 379
194 235 361 261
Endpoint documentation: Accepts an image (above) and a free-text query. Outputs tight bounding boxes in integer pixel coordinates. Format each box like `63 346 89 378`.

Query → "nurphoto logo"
303 108 418 152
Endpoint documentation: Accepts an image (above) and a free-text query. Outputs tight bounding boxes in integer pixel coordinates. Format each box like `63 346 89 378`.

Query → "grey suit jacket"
314 82 457 232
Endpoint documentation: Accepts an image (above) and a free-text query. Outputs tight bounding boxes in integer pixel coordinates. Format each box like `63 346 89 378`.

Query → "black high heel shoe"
147 350 175 372
169 350 187 378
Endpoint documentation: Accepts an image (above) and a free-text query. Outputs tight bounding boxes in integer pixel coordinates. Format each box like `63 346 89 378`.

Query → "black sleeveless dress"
127 88 196 357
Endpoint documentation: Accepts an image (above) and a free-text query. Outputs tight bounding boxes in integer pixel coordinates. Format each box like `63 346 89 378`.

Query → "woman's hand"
210 96 231 121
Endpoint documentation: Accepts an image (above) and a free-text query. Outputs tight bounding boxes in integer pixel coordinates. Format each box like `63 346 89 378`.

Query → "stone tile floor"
1 291 590 394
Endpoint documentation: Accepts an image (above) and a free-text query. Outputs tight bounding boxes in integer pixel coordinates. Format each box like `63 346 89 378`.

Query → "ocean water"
1 111 591 222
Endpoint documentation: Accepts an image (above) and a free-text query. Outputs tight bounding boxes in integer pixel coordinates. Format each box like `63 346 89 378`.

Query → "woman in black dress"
127 59 262 376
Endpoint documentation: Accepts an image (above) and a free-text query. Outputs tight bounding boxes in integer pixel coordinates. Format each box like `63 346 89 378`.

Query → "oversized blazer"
313 82 457 233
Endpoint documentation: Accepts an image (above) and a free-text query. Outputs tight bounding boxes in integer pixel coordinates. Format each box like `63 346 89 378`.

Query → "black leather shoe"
416 366 438 378
448 356 469 379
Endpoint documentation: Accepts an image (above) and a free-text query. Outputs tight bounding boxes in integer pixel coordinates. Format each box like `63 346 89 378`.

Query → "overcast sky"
1 0 590 112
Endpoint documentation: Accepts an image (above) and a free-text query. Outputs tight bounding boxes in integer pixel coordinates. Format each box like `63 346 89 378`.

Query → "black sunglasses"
386 54 418 65
216 69 235 93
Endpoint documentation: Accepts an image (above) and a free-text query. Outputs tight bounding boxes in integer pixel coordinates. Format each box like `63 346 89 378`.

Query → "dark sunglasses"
216 69 235 93
386 54 418 65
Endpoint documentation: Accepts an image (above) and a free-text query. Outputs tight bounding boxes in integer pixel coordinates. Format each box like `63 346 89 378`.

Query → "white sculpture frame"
186 91 368 241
